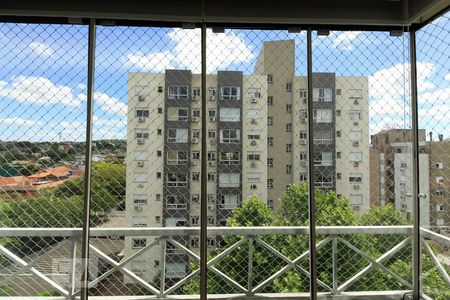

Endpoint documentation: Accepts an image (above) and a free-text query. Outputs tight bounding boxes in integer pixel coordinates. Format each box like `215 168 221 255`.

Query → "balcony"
0 226 448 299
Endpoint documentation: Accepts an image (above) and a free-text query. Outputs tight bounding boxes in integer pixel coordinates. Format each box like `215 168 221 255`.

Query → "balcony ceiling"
0 0 449 28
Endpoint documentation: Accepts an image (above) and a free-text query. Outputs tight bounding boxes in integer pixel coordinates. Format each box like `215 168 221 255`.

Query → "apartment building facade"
125 40 370 282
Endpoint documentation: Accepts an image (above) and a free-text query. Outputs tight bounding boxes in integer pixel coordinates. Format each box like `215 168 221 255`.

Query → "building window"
166 217 187 227
336 173 342 180
132 239 146 249
191 194 199 203
436 204 444 211
349 173 363 183
158 107 163 114
190 237 200 247
192 109 200 117
208 172 216 182
248 88 261 99
336 152 342 159
168 128 188 143
314 130 332 144
157 150 162 157
267 74 273 84
247 173 261 183
208 194 216 203
286 144 292 153
247 151 261 161
268 137 274 146
435 162 444 169
158 86 163 93
248 130 261 140
219 152 240 164
207 216 215 225
267 158 273 168
436 190 444 197
267 179 274 189
133 194 148 205
130 260 146 274
220 86 240 100
336 89 341 96
349 110 362 121
157 129 162 135
300 131 307 140
156 194 161 201
156 172 162 179
349 131 362 141
286 165 292 174
192 172 200 181
300 152 307 161
247 109 261 120
208 130 216 139
267 96 273 106
286 82 292 92
167 150 188 165
313 88 332 102
208 151 216 161
135 150 149 161
436 176 444 184
220 129 240 143
220 194 239 209
286 104 292 113
267 116 273 126
191 216 200 226
286 123 292 132
132 216 147 227
336 109 341 116
299 173 308 182
268 200 274 209
168 85 188 100
192 151 200 160
135 129 149 139
349 89 362 99
220 107 240 122
166 263 187 279
167 173 188 187
219 173 240 187
208 87 216 98
192 129 201 139
299 89 308 99
437 219 444 226
192 87 201 97
133 172 148 183
135 85 150 97
336 130 342 137
314 152 333 166
313 109 332 123
208 109 216 118
349 152 362 162
136 108 150 118
349 194 363 209
167 107 188 121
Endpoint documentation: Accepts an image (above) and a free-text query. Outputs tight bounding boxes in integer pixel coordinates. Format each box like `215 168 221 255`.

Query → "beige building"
125 40 370 283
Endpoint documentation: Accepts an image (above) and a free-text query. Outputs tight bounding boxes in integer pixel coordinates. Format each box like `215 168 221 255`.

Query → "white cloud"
0 76 126 116
331 31 362 51
126 29 254 73
0 117 41 126
444 73 450 81
29 42 54 56
0 76 82 107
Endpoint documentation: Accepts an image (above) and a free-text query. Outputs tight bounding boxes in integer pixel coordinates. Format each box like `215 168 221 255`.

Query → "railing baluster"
68 237 78 300
160 238 167 297
247 237 254 295
332 236 338 294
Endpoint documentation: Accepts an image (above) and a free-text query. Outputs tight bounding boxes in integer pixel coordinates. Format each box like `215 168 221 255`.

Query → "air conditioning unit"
137 139 144 144
353 205 361 211
250 162 257 168
300 139 307 145
209 117 216 122
251 98 258 103
209 96 215 101
138 95 145 101
302 98 307 104
353 141 359 147
191 161 198 166
191 138 199 144
301 160 307 166
354 99 359 105
192 117 199 122
353 184 360 190
251 140 257 146
353 121 359 126
138 117 145 122
137 184 144 188
353 161 359 167
137 161 144 167
208 161 215 167
209 139 216 145
250 184 257 190
250 119 257 124
135 206 143 211
208 205 214 210
192 96 199 101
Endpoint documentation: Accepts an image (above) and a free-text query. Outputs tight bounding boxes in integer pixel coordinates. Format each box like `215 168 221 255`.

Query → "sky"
0 14 448 143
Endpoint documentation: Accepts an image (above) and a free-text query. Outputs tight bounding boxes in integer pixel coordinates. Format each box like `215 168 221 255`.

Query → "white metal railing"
0 226 448 299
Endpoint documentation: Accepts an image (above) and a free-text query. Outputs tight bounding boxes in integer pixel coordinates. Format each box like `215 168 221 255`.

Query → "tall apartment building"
125 40 370 282
369 129 430 226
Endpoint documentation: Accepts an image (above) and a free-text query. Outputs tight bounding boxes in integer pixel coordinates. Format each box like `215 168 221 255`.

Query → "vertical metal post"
247 237 254 295
409 29 421 300
80 18 96 300
200 1 208 297
332 236 338 294
159 239 167 297
306 28 318 300
69 237 78 299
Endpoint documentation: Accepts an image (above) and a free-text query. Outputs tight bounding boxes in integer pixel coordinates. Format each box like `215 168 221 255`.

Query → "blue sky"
0 14 448 143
